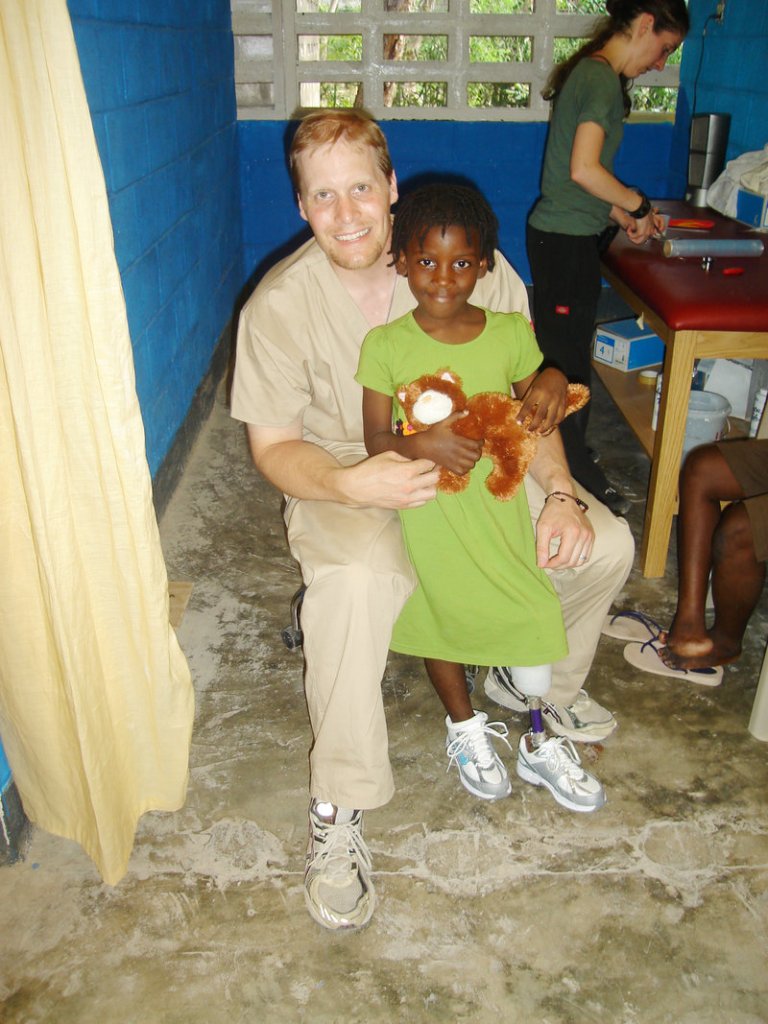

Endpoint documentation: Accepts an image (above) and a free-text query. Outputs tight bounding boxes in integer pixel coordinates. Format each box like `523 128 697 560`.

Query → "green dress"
356 309 568 666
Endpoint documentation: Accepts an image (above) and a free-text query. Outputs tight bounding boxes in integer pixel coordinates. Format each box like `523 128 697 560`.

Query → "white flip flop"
602 610 665 643
623 639 723 687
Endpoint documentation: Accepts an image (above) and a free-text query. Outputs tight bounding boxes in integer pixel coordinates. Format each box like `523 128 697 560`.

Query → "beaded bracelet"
545 491 590 513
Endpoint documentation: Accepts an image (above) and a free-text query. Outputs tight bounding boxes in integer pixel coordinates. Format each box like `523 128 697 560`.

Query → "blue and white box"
735 187 768 231
593 318 665 372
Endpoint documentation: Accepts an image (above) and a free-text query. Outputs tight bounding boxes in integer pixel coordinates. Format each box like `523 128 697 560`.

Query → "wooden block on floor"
168 581 193 629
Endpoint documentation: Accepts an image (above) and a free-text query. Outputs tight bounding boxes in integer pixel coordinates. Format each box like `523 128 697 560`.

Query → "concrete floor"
2 373 767 1024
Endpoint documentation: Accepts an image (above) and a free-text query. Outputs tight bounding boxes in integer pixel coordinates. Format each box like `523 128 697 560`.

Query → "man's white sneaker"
304 801 375 931
516 733 607 813
484 666 617 743
445 710 513 801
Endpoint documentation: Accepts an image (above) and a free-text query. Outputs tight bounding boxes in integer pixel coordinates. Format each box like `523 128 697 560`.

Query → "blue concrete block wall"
239 119 675 287
68 0 243 475
674 0 768 194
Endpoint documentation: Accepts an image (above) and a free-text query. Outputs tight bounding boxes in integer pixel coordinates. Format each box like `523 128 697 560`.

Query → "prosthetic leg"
507 663 607 813
507 664 551 748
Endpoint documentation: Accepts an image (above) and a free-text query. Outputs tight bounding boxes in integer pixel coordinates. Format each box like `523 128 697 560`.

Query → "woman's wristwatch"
627 189 652 219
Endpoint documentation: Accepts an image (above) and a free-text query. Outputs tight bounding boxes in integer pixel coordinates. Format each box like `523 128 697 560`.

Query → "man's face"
296 138 398 271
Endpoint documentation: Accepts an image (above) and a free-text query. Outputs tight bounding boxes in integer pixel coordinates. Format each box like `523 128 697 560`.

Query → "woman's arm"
570 122 656 243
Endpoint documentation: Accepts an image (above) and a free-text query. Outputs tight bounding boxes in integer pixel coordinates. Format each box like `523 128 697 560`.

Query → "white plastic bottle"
749 388 767 437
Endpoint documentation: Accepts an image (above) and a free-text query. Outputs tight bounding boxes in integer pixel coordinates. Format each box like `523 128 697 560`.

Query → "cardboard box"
734 187 768 230
593 319 665 372
696 357 753 419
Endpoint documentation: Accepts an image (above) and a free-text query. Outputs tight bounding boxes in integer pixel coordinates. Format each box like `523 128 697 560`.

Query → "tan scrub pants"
285 468 634 811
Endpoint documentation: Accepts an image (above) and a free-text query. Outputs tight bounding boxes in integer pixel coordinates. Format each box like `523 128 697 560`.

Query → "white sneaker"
485 666 617 743
516 733 606 813
445 710 512 801
304 801 375 931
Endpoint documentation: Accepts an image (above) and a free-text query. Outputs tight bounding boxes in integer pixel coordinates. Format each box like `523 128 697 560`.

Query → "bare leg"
425 658 474 723
663 445 763 669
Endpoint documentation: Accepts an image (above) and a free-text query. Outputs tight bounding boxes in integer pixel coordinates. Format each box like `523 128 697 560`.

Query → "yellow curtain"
0 1 194 883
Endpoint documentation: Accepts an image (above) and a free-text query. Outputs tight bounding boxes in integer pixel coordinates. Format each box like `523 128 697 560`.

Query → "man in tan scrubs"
231 109 634 931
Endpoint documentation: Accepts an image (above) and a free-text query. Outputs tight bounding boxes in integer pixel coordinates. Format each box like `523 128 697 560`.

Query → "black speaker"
686 113 731 207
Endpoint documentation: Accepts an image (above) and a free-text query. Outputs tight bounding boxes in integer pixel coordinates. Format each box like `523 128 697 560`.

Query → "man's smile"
334 227 370 242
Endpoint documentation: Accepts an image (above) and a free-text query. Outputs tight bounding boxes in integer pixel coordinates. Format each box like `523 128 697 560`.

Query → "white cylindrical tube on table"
663 238 764 258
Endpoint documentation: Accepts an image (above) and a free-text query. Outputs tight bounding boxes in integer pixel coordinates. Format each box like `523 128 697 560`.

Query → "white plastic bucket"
682 390 731 458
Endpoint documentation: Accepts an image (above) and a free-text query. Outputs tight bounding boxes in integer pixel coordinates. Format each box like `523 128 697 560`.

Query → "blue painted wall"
671 0 768 198
0 744 10 793
67 0 243 476
240 119 676 288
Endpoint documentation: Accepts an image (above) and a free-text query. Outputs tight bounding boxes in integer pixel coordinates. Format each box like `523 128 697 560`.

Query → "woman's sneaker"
304 801 375 931
445 710 513 801
516 733 606 813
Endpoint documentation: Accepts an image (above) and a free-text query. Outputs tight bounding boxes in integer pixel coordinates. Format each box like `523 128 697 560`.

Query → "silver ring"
578 553 587 561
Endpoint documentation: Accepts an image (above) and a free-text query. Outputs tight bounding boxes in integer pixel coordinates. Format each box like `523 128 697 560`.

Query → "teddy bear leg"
439 467 469 494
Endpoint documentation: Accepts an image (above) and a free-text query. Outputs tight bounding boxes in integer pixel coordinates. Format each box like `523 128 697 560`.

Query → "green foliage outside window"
304 0 682 114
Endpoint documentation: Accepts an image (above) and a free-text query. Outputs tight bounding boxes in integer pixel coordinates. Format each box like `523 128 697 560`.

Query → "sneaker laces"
307 815 372 883
446 717 512 773
536 736 585 782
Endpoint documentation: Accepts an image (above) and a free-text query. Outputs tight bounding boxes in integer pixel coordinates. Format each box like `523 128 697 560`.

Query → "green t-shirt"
529 58 625 236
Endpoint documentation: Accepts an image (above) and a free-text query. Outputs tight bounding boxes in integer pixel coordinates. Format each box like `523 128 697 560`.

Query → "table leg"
640 329 698 577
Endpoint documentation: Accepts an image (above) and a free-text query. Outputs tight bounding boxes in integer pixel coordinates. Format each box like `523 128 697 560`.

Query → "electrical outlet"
715 0 726 22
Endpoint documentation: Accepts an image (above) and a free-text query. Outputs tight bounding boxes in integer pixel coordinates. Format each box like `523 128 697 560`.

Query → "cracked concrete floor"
2 372 767 1024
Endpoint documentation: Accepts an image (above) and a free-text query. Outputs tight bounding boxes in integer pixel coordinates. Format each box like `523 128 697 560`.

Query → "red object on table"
667 218 715 229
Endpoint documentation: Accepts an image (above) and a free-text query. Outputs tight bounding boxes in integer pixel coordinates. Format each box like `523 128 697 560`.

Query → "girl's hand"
415 412 483 476
516 368 568 435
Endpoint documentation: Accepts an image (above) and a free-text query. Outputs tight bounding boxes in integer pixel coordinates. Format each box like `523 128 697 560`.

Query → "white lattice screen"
232 0 680 121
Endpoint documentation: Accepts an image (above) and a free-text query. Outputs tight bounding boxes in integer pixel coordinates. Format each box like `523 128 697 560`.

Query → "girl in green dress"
356 183 605 813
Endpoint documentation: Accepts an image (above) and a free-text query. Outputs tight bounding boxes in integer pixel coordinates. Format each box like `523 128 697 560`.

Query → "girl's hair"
390 183 498 271
543 0 689 115
288 108 393 193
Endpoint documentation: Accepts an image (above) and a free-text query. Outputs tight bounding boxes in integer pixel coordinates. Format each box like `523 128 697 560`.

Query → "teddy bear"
396 370 589 501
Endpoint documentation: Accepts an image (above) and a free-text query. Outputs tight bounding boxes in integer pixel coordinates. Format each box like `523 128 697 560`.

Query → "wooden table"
598 200 768 578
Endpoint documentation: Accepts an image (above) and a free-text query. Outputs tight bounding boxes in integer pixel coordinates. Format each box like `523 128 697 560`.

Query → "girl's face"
396 224 487 323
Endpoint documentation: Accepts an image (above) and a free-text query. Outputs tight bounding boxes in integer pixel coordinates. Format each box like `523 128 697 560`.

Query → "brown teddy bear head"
396 369 467 430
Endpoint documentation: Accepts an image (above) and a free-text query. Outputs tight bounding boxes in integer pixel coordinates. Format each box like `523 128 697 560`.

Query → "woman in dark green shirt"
527 0 688 516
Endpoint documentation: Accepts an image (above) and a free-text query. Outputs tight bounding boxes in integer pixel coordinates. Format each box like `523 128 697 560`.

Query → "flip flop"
602 610 665 643
623 638 723 687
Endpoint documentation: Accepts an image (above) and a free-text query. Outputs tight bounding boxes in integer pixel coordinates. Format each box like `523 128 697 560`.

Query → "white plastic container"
652 380 731 458
681 391 731 457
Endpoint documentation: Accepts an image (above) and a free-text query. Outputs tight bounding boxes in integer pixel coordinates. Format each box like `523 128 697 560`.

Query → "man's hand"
338 451 440 509
534 492 595 569
516 368 568 435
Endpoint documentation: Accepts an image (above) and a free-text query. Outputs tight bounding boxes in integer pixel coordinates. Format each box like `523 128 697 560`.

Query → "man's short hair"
288 109 394 195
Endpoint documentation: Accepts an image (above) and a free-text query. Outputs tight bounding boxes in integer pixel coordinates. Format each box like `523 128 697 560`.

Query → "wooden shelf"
592 359 749 460
592 360 659 457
